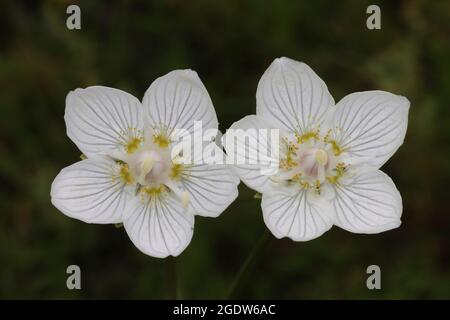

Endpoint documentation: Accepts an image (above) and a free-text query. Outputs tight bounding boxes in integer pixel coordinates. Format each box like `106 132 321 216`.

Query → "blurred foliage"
1 0 450 299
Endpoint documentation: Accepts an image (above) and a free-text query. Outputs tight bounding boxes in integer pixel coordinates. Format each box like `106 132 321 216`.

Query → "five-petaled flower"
51 70 239 258
225 57 410 241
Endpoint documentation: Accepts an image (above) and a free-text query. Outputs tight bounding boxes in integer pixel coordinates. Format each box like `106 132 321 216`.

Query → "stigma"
315 149 328 166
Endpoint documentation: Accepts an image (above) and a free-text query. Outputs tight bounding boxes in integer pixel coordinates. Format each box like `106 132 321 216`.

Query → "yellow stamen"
323 130 344 156
280 138 298 170
141 185 168 198
118 163 134 185
314 180 321 194
125 137 142 154
326 162 347 185
169 163 184 181
296 131 319 144
300 180 310 189
153 133 170 148
329 140 343 156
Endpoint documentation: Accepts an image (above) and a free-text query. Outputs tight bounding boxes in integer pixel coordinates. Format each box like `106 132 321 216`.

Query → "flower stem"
225 229 272 299
165 257 178 299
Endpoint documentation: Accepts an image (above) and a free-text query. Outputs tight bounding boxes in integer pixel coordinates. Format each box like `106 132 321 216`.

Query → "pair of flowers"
51 57 409 258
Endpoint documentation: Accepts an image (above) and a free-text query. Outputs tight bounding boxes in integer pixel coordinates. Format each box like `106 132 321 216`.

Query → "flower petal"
179 163 239 218
51 158 129 224
261 188 335 241
142 70 218 136
256 57 334 133
332 91 410 168
123 192 194 258
223 115 279 194
331 168 402 234
65 86 143 158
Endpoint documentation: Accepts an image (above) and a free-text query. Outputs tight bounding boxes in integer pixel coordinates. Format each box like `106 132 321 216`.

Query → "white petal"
65 86 143 158
256 57 334 133
223 115 278 193
123 192 194 258
261 188 335 241
142 70 218 135
331 168 402 234
51 158 129 224
179 163 239 218
332 91 410 168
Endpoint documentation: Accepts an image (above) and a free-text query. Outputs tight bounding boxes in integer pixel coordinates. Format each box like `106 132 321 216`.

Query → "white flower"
51 70 239 258
225 57 409 241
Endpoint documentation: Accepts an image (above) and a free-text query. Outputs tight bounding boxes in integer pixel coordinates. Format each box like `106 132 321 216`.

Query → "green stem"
165 257 178 299
226 229 271 299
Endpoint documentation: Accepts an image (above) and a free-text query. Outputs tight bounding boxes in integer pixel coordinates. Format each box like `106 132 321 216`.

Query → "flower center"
115 130 190 207
298 148 329 180
137 150 167 184
276 130 349 193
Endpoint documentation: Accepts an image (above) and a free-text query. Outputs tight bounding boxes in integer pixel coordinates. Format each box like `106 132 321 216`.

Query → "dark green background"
1 0 449 299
